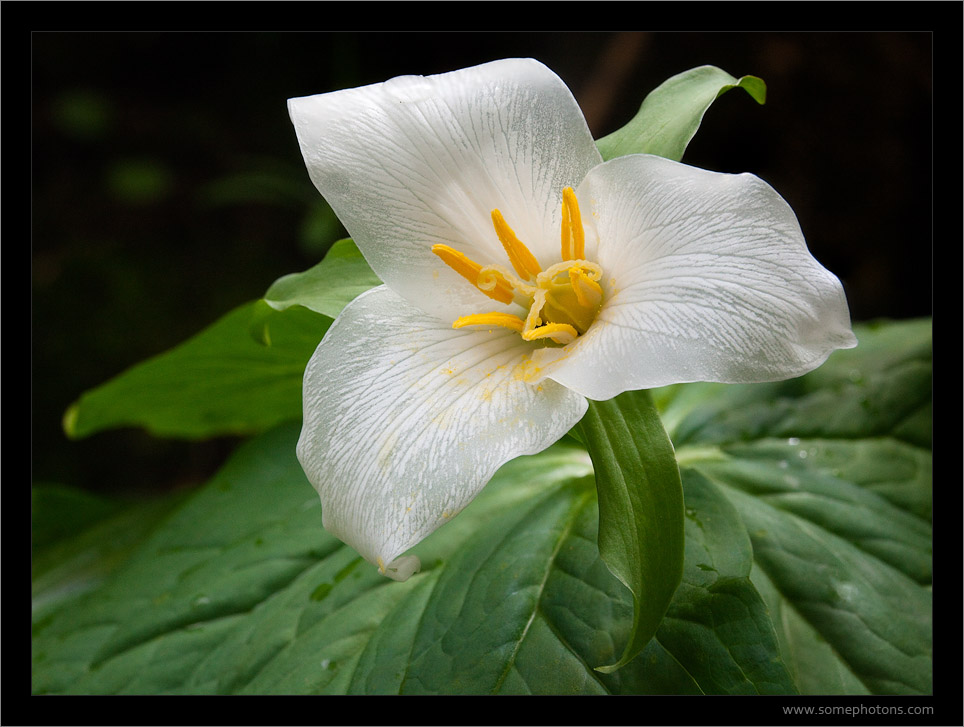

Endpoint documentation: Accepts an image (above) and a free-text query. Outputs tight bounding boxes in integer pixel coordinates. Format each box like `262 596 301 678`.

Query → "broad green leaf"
32 425 790 695
701 440 931 584
667 319 932 695
596 65 766 162
31 484 126 551
32 485 185 622
576 389 684 672
62 239 381 441
652 468 796 694
36 319 930 695
724 484 931 695
32 423 341 695
750 565 869 695
662 318 932 450
350 465 792 695
263 238 381 319
63 302 330 440
352 481 610 695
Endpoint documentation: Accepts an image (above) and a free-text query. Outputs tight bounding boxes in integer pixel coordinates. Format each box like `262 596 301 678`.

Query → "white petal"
296 286 587 574
288 59 602 321
539 154 857 400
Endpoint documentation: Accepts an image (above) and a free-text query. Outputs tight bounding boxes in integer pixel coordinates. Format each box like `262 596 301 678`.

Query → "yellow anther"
490 209 543 281
432 244 514 305
561 187 585 261
522 322 578 345
452 312 526 333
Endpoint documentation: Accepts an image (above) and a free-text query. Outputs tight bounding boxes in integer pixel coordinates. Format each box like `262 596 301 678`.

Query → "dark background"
31 31 934 497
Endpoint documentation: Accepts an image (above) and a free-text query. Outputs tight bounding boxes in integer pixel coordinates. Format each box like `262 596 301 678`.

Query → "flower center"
432 187 603 346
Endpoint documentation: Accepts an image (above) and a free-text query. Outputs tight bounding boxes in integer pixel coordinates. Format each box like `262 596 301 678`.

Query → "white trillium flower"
288 59 856 581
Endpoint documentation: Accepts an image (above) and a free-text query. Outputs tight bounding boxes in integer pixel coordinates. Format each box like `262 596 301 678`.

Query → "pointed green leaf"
577 389 684 672
63 302 330 440
263 238 381 319
596 65 766 162
62 239 381 441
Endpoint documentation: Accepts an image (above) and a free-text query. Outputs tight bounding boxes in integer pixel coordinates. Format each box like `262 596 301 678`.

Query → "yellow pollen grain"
511 355 542 383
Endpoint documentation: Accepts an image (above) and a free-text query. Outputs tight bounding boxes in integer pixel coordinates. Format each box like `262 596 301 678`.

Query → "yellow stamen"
522 322 578 345
452 312 526 333
432 244 514 305
522 289 547 331
569 267 603 310
434 187 603 350
490 209 543 280
561 187 584 261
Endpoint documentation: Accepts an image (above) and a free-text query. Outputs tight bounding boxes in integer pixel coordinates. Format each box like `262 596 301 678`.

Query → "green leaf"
33 426 789 695
32 486 186 622
350 463 792 695
263 238 381 319
596 65 766 162
37 319 930 695
653 468 796 694
750 565 869 695
63 302 330 440
31 484 126 551
577 389 684 672
63 238 382 440
666 319 932 694
663 319 932 451
725 482 930 695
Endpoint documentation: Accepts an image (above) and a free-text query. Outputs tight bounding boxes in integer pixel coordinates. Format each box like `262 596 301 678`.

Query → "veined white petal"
296 286 588 575
288 59 601 321
540 154 857 400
